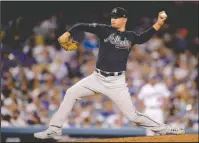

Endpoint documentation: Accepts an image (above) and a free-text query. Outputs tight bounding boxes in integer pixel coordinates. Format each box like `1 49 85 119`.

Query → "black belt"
95 69 123 77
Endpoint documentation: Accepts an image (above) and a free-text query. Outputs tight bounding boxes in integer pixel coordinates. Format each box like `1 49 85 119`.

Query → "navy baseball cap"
111 7 128 19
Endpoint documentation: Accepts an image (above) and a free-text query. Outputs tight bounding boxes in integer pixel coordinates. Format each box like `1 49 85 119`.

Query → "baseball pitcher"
34 7 185 140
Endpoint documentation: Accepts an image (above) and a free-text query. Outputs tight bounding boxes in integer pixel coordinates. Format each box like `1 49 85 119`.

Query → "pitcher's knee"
66 87 76 95
63 87 77 101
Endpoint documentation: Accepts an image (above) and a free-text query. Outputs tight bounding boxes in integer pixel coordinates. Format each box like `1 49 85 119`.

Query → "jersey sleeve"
160 85 171 98
68 23 108 38
156 83 171 98
137 86 147 100
131 27 157 44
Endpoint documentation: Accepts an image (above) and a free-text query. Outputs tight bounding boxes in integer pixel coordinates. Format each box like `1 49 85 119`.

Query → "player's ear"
123 18 127 23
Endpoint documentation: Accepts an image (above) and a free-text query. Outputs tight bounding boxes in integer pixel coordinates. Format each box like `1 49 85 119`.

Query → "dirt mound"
76 134 198 142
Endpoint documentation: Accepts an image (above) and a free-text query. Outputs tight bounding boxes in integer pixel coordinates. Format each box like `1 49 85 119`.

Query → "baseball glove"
58 32 79 51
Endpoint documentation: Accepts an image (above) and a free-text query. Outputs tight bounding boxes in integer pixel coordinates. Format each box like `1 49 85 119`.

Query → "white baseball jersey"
138 83 171 108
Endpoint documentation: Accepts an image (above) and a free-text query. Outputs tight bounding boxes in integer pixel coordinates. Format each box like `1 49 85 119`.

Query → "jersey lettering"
104 33 131 49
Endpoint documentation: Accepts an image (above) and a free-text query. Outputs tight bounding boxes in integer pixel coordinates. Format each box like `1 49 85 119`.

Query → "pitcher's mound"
76 134 198 142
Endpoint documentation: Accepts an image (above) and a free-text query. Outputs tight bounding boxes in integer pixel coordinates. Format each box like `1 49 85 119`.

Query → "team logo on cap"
112 8 117 13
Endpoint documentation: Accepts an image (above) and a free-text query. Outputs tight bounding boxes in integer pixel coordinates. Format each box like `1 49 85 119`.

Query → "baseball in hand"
159 11 167 19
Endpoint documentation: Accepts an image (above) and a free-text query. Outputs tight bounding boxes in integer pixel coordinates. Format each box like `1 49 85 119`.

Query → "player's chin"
111 24 119 29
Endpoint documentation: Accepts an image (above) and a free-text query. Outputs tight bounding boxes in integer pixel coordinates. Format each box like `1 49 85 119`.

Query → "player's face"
150 78 157 85
111 17 127 29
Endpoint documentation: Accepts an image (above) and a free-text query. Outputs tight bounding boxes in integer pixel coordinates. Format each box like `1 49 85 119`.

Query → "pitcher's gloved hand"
58 32 79 51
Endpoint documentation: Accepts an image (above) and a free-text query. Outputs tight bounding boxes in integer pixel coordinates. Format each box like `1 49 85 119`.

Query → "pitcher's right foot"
34 128 62 140
165 126 185 135
159 125 185 135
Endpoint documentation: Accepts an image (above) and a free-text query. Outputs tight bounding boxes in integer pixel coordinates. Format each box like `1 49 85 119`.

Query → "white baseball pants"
49 71 168 134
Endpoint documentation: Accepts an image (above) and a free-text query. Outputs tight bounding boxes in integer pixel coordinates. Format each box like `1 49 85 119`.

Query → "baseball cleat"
159 125 185 135
166 127 185 135
34 128 62 140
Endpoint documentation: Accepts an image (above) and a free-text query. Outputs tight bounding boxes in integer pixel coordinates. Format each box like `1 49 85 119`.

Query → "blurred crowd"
1 8 198 130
